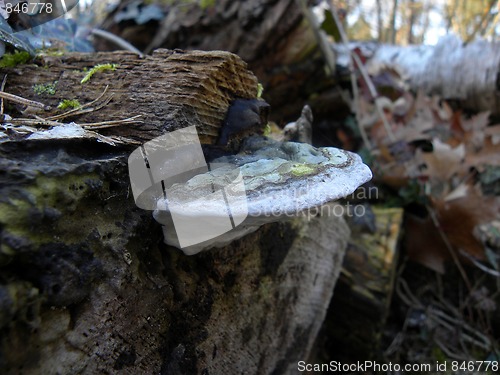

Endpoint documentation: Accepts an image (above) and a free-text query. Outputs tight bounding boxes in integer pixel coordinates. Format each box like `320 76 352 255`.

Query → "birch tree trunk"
335 35 500 117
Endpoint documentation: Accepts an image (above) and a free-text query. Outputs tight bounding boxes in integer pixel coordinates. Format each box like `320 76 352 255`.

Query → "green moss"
81 63 118 84
0 51 32 68
57 99 81 110
257 83 264 98
199 0 215 8
263 123 271 137
290 163 316 177
33 81 58 95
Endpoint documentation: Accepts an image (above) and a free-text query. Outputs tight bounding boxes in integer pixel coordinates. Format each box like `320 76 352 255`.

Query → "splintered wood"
1 49 259 146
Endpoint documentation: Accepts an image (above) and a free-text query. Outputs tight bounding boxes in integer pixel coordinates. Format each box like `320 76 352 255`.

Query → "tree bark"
376 0 383 42
389 0 398 44
407 0 416 45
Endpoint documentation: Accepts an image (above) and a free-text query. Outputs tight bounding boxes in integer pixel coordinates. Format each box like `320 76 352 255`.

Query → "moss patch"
0 51 31 68
81 63 118 84
33 81 58 95
57 99 81 110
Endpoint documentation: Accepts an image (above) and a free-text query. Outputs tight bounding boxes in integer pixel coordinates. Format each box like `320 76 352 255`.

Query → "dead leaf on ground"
484 124 500 145
465 136 500 171
405 213 448 273
461 111 490 152
406 185 498 272
418 138 465 181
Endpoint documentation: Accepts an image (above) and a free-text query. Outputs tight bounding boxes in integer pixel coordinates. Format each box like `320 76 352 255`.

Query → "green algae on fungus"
81 63 118 84
290 163 316 177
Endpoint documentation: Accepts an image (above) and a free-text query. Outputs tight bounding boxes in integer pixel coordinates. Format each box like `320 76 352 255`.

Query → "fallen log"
2 49 258 145
334 35 500 117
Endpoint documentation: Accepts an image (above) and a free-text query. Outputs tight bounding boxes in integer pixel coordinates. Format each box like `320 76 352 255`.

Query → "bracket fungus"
131 127 372 255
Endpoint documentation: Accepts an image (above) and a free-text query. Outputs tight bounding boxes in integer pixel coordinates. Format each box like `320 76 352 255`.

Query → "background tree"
336 0 498 45
445 0 497 41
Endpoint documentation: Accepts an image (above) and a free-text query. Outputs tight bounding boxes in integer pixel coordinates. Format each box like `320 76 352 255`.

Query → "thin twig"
7 118 62 127
48 85 110 121
396 276 423 308
324 2 373 149
458 249 500 277
434 337 468 361
351 52 396 142
430 308 491 350
0 75 7 114
0 91 50 110
326 1 395 143
91 29 144 58
81 115 143 129
6 115 142 129
425 209 489 343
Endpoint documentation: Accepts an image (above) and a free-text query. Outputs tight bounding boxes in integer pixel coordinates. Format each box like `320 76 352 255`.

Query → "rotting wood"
1 49 259 146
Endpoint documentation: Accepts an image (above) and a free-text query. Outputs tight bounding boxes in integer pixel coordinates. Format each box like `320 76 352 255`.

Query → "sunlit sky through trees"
324 0 500 45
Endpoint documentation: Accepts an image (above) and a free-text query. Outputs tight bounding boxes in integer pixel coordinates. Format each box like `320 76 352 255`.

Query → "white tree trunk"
335 35 500 116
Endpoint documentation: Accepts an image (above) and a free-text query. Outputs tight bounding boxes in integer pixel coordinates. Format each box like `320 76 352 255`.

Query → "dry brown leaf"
461 111 490 132
396 104 434 143
444 110 464 148
484 124 500 145
444 183 469 201
406 192 498 273
430 95 453 122
464 136 500 171
461 111 490 152
432 189 499 260
418 138 465 181
405 213 448 273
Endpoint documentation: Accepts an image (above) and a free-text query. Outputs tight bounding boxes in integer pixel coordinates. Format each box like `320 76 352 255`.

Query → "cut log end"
3 49 261 146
